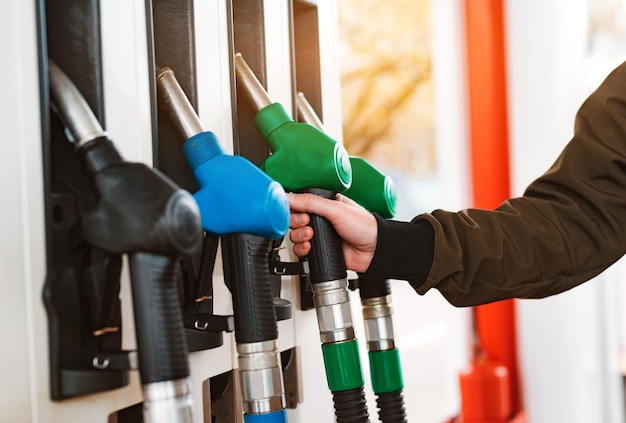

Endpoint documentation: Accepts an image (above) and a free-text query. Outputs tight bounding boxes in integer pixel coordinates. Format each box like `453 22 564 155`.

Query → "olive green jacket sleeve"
367 61 626 307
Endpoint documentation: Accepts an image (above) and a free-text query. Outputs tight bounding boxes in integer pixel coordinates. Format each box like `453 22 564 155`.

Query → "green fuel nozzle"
234 53 352 193
344 157 396 219
295 91 396 218
297 92 406 422
236 54 370 423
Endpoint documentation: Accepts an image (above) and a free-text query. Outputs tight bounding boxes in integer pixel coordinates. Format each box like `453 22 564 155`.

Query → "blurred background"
336 0 626 422
338 0 436 221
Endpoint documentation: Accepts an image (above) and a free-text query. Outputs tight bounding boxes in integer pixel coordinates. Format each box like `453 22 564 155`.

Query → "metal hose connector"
237 340 286 414
312 279 355 344
142 378 194 423
361 295 395 352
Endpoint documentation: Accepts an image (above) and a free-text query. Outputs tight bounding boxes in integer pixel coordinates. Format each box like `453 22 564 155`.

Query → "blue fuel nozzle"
182 131 289 240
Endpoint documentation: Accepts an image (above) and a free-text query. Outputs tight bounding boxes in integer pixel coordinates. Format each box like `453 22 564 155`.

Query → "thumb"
288 192 341 220
335 193 361 208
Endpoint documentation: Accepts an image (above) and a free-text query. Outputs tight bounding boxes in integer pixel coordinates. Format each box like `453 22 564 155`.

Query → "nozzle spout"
296 92 325 131
156 67 205 140
48 59 107 147
234 52 272 113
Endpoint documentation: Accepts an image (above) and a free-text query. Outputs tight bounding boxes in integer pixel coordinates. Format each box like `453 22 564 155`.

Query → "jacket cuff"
364 214 435 291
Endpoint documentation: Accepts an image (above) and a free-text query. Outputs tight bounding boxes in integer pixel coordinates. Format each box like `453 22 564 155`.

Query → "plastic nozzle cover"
80 137 203 257
343 157 397 219
182 132 289 240
254 103 352 193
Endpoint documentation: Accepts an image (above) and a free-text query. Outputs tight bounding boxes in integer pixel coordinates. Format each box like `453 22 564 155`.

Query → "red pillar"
461 0 523 421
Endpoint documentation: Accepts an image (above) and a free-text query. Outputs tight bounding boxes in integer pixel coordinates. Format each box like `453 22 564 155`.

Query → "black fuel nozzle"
49 59 201 423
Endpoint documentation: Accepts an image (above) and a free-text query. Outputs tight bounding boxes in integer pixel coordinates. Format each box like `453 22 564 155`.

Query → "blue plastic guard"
182 131 289 239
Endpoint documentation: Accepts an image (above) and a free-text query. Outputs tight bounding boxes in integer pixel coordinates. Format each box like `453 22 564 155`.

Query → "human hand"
288 192 377 273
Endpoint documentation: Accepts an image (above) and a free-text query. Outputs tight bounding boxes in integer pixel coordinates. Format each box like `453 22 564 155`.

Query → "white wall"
1 0 45 421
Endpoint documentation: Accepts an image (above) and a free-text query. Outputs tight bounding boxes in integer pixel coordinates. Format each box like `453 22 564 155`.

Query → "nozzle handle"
221 233 278 344
357 275 392 299
129 253 190 383
303 188 348 284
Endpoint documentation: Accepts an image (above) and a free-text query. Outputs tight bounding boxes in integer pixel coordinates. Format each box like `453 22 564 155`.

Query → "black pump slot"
232 0 295 319
41 0 129 400
150 0 232 352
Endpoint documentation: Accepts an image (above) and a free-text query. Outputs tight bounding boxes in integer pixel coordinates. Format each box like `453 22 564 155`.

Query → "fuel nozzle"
234 53 352 193
157 67 289 422
236 54 369 423
295 91 396 219
296 91 406 422
49 59 201 423
156 67 289 240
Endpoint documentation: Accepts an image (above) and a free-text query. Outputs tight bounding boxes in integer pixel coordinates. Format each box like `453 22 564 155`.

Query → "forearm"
367 61 626 307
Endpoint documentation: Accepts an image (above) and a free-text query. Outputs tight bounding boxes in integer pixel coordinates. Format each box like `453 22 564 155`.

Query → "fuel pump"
234 52 370 423
155 67 290 423
48 59 202 423
296 92 408 423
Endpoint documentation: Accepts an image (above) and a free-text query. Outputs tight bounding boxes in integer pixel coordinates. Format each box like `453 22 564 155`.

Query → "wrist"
364 214 434 289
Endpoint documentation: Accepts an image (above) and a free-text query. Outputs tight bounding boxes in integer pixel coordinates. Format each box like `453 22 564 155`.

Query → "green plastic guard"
368 348 404 394
321 340 365 392
343 157 396 219
254 103 352 193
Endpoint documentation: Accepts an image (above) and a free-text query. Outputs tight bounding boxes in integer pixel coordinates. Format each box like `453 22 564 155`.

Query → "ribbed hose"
376 391 407 423
332 388 370 423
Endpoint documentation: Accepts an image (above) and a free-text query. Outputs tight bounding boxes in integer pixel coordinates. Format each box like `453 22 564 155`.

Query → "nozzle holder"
254 103 352 193
182 131 289 240
343 157 396 219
